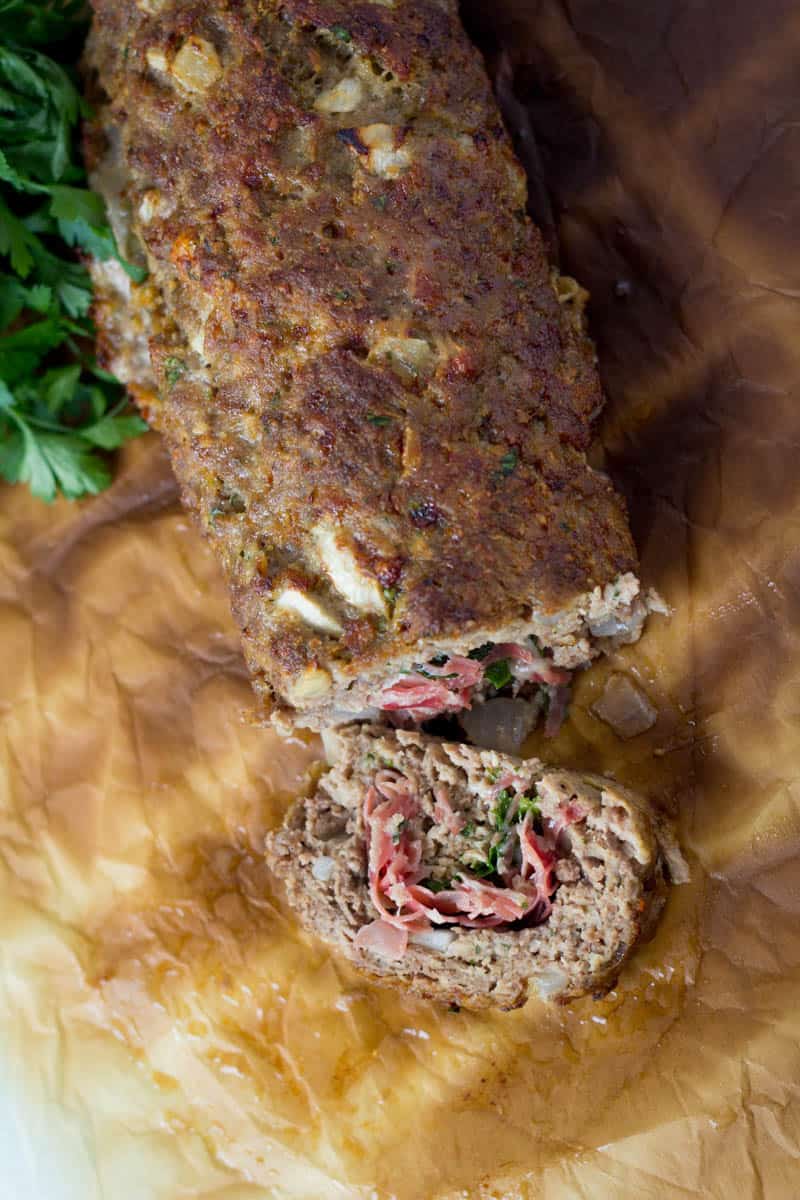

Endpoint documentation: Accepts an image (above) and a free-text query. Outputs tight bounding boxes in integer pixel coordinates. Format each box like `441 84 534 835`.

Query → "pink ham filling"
376 656 483 716
375 643 572 732
353 769 583 960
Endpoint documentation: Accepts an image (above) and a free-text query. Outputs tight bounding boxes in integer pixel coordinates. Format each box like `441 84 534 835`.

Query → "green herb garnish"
462 821 475 837
391 818 407 845
485 765 502 784
209 491 245 521
421 877 450 894
414 663 457 679
371 194 387 211
331 25 352 42
0 13 148 502
517 794 541 820
499 449 518 476
492 788 514 829
469 841 503 878
0 2 88 45
484 658 512 690
382 585 397 608
366 412 391 426
468 642 493 661
0 367 146 501
164 356 185 387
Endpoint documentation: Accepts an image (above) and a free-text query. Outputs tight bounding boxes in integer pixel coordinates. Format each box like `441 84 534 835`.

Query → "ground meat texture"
84 0 650 730
264 726 686 1010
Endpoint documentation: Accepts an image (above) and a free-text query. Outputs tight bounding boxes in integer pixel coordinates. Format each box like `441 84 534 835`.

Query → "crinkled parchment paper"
3 2 800 1196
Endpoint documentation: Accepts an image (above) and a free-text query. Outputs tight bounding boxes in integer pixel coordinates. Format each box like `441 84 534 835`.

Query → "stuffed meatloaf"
85 0 655 731
265 726 684 1009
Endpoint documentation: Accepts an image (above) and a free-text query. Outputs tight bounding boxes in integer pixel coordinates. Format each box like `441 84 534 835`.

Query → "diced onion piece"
592 673 657 739
330 706 381 724
311 856 335 883
646 588 670 616
315 77 363 114
171 37 222 93
588 615 631 638
531 967 569 1001
138 190 161 224
409 928 455 952
459 697 543 753
370 335 433 371
145 47 168 73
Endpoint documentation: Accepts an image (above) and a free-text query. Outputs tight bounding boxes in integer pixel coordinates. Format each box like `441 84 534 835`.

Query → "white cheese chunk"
313 524 385 614
145 47 169 74
357 124 412 178
285 666 333 704
409 929 455 952
370 335 433 379
274 585 343 636
315 77 363 114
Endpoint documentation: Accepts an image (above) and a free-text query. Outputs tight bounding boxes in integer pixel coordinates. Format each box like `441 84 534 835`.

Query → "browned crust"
85 0 638 717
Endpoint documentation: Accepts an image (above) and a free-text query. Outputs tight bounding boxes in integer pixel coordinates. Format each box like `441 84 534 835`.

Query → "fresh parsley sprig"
0 6 148 503
0 2 89 46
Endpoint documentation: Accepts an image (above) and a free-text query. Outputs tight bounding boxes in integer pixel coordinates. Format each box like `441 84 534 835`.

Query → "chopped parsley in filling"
352 765 586 959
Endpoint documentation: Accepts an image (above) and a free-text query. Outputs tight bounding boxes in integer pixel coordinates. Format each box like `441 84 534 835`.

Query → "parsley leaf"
163 356 186 387
492 788 514 830
484 658 513 690
0 17 149 503
468 841 503 879
0 3 88 49
420 877 451 894
517 794 541 820
497 448 518 478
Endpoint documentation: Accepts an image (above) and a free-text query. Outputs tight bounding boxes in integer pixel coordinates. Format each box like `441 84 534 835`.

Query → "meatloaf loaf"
265 725 684 1009
85 0 654 730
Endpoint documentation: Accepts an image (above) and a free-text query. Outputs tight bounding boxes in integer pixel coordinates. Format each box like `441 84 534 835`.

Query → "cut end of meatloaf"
264 725 685 1011
268 571 662 732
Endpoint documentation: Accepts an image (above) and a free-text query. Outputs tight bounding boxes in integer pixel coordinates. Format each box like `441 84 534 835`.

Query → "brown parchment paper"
2 2 800 1196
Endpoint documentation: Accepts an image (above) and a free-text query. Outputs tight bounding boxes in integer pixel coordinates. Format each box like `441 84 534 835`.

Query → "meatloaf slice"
264 726 685 1010
85 0 657 732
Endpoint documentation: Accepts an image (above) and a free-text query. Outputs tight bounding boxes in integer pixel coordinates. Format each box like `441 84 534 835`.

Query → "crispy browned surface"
85 0 637 716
